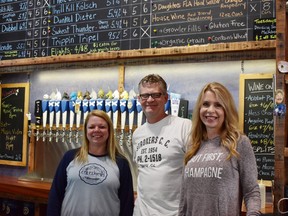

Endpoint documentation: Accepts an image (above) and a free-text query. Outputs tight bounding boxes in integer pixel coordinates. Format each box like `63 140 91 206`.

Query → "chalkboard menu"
253 18 276 41
0 0 275 60
239 74 274 181
0 83 29 166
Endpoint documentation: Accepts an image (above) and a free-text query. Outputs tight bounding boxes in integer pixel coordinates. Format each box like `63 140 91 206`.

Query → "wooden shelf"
0 41 276 68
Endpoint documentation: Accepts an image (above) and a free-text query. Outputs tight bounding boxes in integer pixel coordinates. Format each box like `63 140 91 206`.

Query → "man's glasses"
139 93 163 100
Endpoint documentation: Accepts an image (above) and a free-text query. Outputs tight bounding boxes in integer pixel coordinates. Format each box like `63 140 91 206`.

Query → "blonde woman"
179 82 261 216
47 110 134 216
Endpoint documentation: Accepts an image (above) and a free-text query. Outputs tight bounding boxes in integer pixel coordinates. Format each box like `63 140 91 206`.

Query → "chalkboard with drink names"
0 0 275 60
253 18 276 41
239 74 274 181
0 83 29 166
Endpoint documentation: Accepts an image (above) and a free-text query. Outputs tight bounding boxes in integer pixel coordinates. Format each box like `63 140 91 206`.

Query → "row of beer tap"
27 89 174 146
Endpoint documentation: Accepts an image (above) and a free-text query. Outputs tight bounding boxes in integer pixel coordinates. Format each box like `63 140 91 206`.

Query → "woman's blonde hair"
75 110 126 163
184 82 241 165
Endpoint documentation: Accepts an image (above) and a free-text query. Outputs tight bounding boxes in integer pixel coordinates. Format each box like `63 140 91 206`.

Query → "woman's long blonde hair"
184 82 241 165
75 110 126 163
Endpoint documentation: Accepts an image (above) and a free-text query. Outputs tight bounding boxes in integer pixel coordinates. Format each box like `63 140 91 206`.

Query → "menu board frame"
0 83 29 166
239 73 274 182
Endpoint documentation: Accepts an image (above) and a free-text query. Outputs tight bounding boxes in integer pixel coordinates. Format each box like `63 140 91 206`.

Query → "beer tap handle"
34 100 42 142
69 100 75 142
61 100 69 143
89 99 97 112
69 128 73 144
112 99 119 131
75 99 82 129
42 100 49 142
54 101 61 143
105 99 112 120
136 100 143 128
82 99 89 123
49 128 53 142
55 130 59 142
75 129 79 145
48 100 55 142
62 128 66 143
36 126 40 141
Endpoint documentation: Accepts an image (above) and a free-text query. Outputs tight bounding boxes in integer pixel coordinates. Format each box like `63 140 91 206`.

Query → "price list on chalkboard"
0 0 28 59
0 0 275 60
243 77 274 181
48 0 151 55
26 0 50 58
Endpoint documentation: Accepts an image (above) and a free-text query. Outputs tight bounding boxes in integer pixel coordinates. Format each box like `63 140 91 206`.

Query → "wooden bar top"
0 176 51 203
0 175 275 214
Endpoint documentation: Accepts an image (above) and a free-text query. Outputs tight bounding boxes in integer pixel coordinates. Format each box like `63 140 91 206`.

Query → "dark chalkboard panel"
239 74 274 181
0 0 275 60
253 18 276 41
0 83 29 166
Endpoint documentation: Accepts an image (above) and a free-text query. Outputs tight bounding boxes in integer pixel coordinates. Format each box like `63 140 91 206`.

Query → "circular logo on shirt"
79 163 108 185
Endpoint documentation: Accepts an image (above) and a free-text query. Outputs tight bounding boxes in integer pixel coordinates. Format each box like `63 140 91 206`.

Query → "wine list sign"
239 74 274 181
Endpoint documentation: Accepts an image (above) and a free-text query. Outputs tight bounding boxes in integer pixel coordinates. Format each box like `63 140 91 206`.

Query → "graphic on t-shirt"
79 163 108 185
135 136 170 168
185 153 224 179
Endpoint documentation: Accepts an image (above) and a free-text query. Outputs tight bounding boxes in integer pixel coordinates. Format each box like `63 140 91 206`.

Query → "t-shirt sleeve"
237 135 261 215
117 157 134 216
47 149 77 216
181 118 192 152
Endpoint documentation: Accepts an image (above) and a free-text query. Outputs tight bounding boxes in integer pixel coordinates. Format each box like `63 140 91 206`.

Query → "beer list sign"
0 83 29 166
240 74 274 181
0 0 275 60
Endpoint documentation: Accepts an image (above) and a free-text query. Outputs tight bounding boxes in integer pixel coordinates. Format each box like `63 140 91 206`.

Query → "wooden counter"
0 176 51 216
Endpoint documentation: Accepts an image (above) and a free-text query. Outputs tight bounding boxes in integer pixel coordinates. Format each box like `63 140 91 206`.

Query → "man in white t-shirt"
132 74 192 216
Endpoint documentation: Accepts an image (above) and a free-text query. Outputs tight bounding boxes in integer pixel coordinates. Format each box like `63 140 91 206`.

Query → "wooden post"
28 129 35 173
118 65 125 93
274 0 288 213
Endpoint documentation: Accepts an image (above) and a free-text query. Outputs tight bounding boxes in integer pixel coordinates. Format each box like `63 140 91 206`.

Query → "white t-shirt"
61 155 120 216
132 115 192 216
